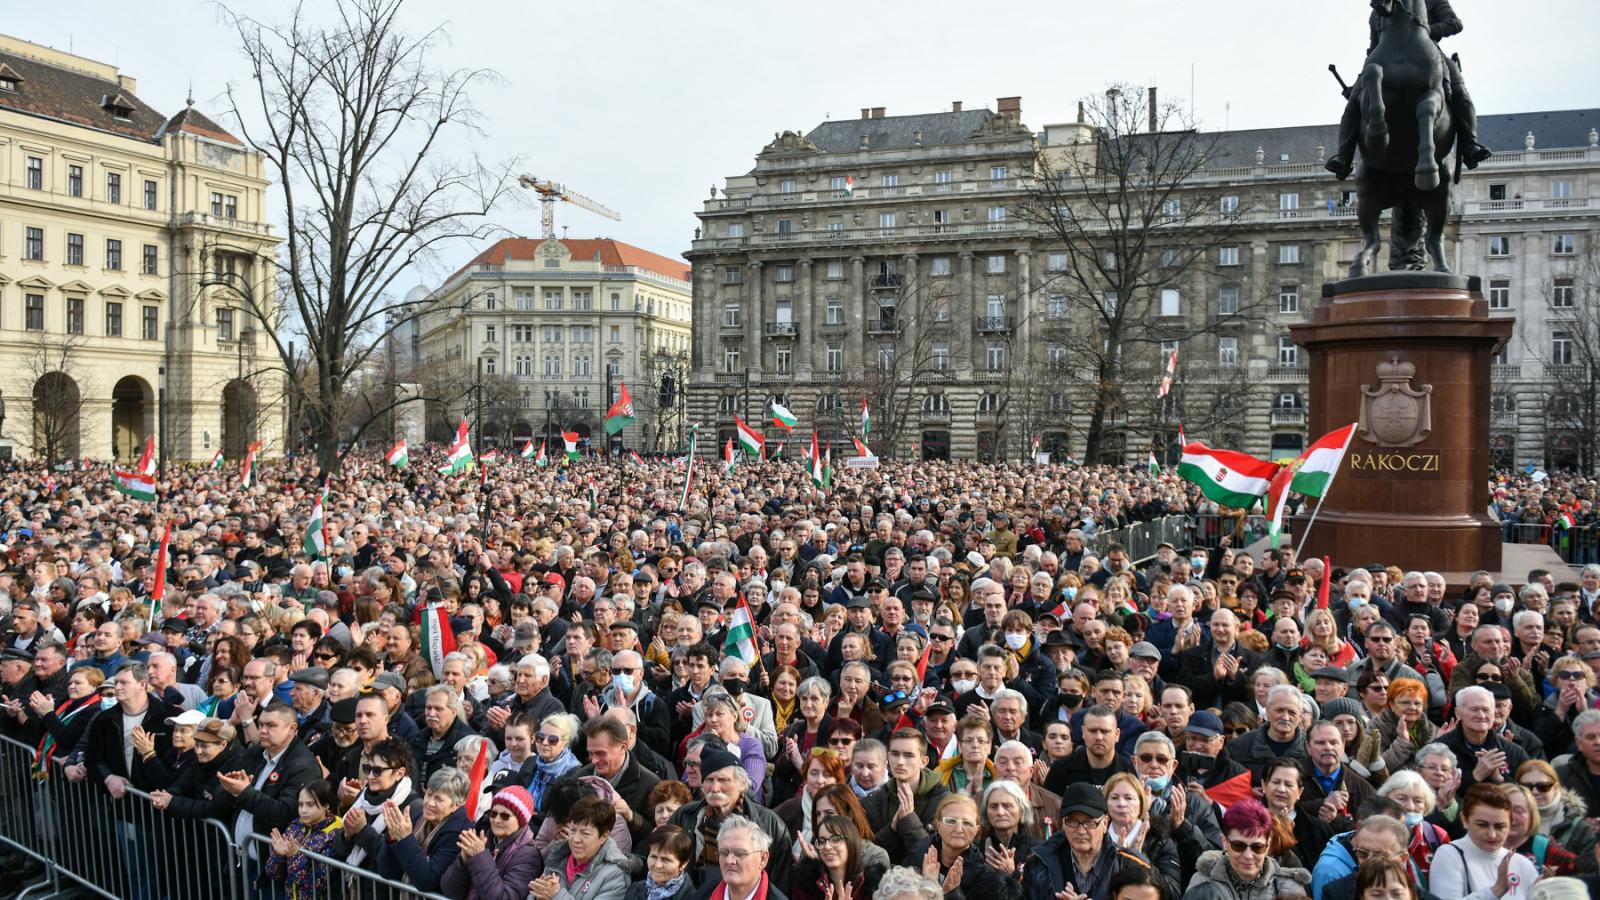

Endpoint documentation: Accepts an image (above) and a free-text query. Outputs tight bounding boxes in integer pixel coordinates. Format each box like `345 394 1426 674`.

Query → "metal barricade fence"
1085 514 1195 564
1186 513 1271 551
0 733 57 895
240 832 451 900
1504 522 1599 566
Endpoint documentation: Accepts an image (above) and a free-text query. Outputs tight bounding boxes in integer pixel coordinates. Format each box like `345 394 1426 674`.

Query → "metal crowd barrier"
1185 514 1271 552
1085 514 1196 564
0 735 447 900
1504 523 1599 566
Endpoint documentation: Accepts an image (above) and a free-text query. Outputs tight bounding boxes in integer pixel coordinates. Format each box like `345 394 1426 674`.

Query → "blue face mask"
101 696 117 710
1347 597 1367 611
1190 557 1207 570
611 673 635 697
1144 775 1171 793
1062 587 1078 602
1402 811 1424 828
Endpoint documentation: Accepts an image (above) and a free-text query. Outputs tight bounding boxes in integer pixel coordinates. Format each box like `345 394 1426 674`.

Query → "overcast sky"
20 1 1600 289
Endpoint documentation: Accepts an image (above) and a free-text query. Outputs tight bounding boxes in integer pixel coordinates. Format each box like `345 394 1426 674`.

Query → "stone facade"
0 35 281 463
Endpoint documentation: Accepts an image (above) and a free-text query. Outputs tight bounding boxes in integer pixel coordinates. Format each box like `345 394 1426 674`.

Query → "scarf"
791 790 816 859
647 871 689 900
530 748 580 810
1537 798 1565 833
848 777 871 798
773 696 796 735
709 871 769 900
345 776 414 867
696 799 746 868
34 694 100 778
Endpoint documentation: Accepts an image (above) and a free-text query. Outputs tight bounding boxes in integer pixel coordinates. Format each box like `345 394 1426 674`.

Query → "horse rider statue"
1326 0 1493 180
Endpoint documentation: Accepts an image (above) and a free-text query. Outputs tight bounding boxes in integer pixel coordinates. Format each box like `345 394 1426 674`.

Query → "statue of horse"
1349 0 1456 277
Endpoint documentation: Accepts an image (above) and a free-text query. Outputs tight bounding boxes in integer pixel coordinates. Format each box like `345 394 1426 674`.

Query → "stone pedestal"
1288 273 1512 572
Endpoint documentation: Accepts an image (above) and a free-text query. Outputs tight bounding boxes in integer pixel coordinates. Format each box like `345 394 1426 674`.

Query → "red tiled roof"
0 49 166 143
456 238 691 283
160 106 242 146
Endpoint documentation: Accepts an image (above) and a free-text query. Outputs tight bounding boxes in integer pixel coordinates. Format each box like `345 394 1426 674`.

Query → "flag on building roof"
207 448 224 471
735 416 765 460
562 432 581 462
603 383 636 435
771 400 797 432
1177 443 1279 510
722 596 759 667
241 441 262 488
439 420 473 474
385 439 408 469
1267 423 1357 547
114 469 157 502
1157 348 1178 398
138 435 156 477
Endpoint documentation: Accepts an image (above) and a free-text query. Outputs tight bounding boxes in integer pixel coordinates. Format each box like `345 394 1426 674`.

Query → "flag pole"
1293 424 1358 559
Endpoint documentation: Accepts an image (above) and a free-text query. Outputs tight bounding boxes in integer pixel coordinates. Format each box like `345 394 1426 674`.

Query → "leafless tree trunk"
24 333 88 464
220 0 518 476
1524 237 1600 472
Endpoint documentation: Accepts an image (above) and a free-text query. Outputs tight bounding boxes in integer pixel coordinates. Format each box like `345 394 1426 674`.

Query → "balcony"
1265 365 1308 382
1492 409 1517 426
1270 408 1307 426
870 274 904 289
179 211 275 236
1546 363 1589 382
868 320 901 335
765 321 797 338
1491 364 1522 381
922 408 951 424
976 315 1013 333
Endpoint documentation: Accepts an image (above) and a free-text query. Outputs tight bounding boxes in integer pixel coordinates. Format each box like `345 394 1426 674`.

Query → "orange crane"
516 175 621 239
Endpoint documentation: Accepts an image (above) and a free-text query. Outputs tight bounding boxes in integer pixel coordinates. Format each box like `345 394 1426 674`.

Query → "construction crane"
516 175 621 239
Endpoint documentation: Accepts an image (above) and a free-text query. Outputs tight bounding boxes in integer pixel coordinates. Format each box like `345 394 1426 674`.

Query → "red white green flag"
207 448 224 471
138 435 157 477
114 469 157 502
385 439 408 469
241 441 262 487
852 436 873 458
303 489 329 559
860 398 871 440
1177 442 1279 510
723 437 737 472
1266 423 1357 547
603 383 635 435
1157 348 1178 398
147 519 172 626
722 596 759 666
519 439 536 460
420 603 457 680
734 416 764 460
535 440 548 467
677 426 699 511
439 420 473 474
562 432 581 462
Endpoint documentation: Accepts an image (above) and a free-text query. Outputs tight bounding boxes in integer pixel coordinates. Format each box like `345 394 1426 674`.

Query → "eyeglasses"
1224 727 1249 738
1556 670 1587 681
828 737 856 747
534 732 563 744
486 809 516 822
813 834 847 849
1353 847 1401 862
940 817 978 830
930 634 953 643
1136 753 1173 765
1476 674 1503 683
1521 780 1557 793
365 764 396 776
1228 839 1269 855
610 667 640 675
1060 817 1102 833
1367 636 1394 644
313 653 339 662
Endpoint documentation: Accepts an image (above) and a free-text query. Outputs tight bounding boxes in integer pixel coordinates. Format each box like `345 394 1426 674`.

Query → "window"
106 302 122 337
1488 277 1511 310
217 308 234 341
1047 252 1067 273
778 178 796 194
726 223 745 239
543 355 562 377
1552 331 1575 365
1047 293 1068 318
830 176 847 192
826 344 842 373
484 292 497 310
211 192 224 216
931 256 951 277
514 290 535 310
224 195 237 219
882 174 899 188
1219 337 1239 367
1103 291 1119 316
1279 285 1300 314
986 294 1006 319
513 325 534 342
1488 235 1512 257
1278 336 1299 366
1277 393 1301 410
775 219 793 237
1161 198 1181 218
987 254 1006 274
573 290 593 310
65 297 84 334
484 324 497 343
25 294 43 331
25 157 42 190
142 306 159 340
1218 245 1240 266
825 260 843 280
544 289 564 310
934 170 953 185
925 394 949 413
722 304 741 328
1279 193 1300 212
542 325 562 343
1219 286 1240 315
1103 251 1118 271
932 342 950 371
825 299 843 325
878 212 897 234
723 267 743 286
106 173 121 204
723 347 741 374
575 354 592 376
990 166 1008 182
515 355 533 377
1552 233 1576 255
144 179 157 210
609 325 621 344
1488 183 1507 201
25 227 43 260
1551 179 1573 199
1278 243 1300 265
774 264 793 283
68 165 83 197
978 393 1005 413
142 244 158 275
1161 248 1180 268
1220 195 1239 215
775 346 791 373
106 239 122 270
568 325 593 343
877 344 895 372
0 75 14 92
1047 343 1068 368
931 296 950 322
717 395 738 414
1553 276 1575 308
1160 289 1181 317
66 233 84 266
986 342 1005 371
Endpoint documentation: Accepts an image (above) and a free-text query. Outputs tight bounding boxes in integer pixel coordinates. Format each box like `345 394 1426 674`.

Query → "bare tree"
220 0 518 475
843 276 972 458
1524 234 1600 472
1012 84 1272 462
23 333 88 464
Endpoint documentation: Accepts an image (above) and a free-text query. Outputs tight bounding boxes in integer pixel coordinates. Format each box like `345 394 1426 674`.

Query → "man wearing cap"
287 667 334 754
1175 710 1247 790
367 670 421 741
1022 782 1152 900
0 647 38 741
860 726 949 862
823 591 893 675
1311 666 1354 708
317 696 360 775
669 744 792 887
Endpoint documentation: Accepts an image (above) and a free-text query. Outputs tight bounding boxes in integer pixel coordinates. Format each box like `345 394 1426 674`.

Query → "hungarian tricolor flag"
207 448 224 471
1267 423 1357 547
241 440 262 487
1177 442 1279 510
853 436 873 459
147 519 172 625
535 440 548 467
1147 452 1160 476
386 439 408 469
114 469 157 502
678 426 699 511
722 596 758 666
439 420 473 474
1030 436 1040 459
807 432 828 489
860 398 871 440
1315 555 1332 610
137 435 157 477
771 400 797 432
735 416 764 460
842 175 854 197
562 432 581 462
723 437 737 472
1157 348 1178 398
630 450 646 466
603 383 636 435
420 603 457 680
304 489 329 559
519 439 536 460
1556 512 1576 529
463 739 490 821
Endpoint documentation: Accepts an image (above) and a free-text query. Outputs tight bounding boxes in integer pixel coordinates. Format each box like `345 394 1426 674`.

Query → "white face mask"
952 679 977 695
1495 597 1515 615
1004 633 1028 651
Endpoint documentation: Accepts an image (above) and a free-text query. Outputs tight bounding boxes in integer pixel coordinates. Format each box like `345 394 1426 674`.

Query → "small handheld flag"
385 440 408 469
860 397 871 440
439 421 473 474
138 435 157 477
562 432 581 462
519 439 535 460
207 448 224 471
603 383 636 436
241 440 262 488
1157 348 1178 398
771 400 797 432
147 519 173 625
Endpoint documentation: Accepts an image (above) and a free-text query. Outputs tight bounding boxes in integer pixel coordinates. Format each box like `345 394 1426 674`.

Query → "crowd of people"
0 449 1597 900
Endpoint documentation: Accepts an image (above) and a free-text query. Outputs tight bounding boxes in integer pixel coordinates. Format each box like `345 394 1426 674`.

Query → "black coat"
80 695 177 789
1174 641 1262 709
162 742 247 819
576 752 661 845
228 740 323 841
409 716 475 782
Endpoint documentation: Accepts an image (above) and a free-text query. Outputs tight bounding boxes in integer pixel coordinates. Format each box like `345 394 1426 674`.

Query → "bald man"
1174 608 1262 708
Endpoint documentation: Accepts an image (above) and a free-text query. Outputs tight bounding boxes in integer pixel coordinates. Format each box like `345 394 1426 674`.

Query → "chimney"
912 129 923 146
997 96 1022 125
871 107 886 119
861 108 871 120
1148 86 1158 133
1077 101 1085 124
952 100 963 112
1106 87 1121 133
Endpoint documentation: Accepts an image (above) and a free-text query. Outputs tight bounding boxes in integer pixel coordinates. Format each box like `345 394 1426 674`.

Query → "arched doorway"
222 379 258 460
111 376 153 464
32 373 81 463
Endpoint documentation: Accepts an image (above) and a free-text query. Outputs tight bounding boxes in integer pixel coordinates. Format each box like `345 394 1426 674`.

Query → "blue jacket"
1310 832 1355 900
377 805 469 893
